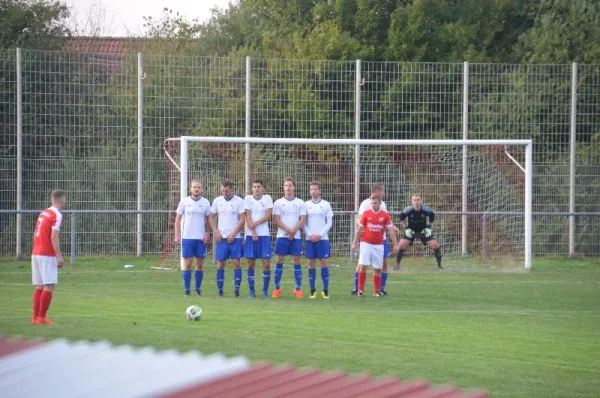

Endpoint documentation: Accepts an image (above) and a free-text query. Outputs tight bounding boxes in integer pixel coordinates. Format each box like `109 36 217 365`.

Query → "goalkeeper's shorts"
402 230 435 245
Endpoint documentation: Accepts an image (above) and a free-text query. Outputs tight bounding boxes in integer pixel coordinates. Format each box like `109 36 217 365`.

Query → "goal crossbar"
168 136 533 270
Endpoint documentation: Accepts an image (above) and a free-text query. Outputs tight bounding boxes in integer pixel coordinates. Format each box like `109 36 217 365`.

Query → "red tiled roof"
0 337 488 398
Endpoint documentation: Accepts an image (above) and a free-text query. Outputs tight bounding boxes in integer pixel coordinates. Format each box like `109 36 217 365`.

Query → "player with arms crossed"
352 184 396 296
174 179 211 296
209 179 246 297
244 180 274 299
352 195 398 296
272 177 307 299
394 194 443 270
31 190 66 325
303 181 334 299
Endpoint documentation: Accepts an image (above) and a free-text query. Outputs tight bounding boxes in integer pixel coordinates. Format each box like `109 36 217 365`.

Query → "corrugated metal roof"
0 337 487 398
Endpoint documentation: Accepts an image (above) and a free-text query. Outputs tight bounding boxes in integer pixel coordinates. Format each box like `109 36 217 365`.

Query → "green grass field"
1 256 599 397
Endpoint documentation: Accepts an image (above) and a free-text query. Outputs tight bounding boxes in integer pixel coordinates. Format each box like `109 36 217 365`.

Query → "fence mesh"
0 50 598 257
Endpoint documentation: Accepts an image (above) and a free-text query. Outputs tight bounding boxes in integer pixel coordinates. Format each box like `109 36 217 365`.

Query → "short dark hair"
371 184 384 194
51 190 65 202
284 177 296 187
221 179 234 189
253 180 264 187
309 180 321 189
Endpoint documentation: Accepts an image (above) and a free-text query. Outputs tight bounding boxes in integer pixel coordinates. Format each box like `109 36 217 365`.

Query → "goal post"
158 136 533 270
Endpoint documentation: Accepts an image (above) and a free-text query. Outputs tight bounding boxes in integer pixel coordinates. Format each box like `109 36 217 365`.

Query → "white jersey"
211 195 245 238
273 197 307 239
304 199 334 240
244 194 274 237
176 196 211 239
358 198 388 239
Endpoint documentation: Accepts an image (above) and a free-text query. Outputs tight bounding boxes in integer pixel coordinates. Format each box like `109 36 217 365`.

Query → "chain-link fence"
1 49 599 258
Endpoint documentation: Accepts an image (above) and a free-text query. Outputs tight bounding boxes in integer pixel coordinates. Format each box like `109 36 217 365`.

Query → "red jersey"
32 207 63 257
359 209 392 245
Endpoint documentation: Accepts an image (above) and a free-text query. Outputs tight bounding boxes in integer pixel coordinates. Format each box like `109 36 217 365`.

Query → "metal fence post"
71 213 76 266
481 214 487 264
245 56 251 195
353 59 362 260
569 62 577 257
462 61 469 256
137 53 143 257
16 48 23 260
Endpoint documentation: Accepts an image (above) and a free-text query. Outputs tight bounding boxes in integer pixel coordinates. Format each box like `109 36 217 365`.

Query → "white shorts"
358 242 384 269
31 255 58 285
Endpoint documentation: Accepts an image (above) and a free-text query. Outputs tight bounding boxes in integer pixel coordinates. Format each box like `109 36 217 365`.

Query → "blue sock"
194 270 203 292
182 270 191 294
308 267 316 291
321 267 329 291
234 268 242 292
274 263 283 289
293 264 302 290
216 269 225 293
381 272 388 291
353 271 358 291
247 268 255 291
263 270 271 293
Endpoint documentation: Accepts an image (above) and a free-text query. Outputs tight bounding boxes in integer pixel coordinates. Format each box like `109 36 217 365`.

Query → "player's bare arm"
228 213 246 244
209 213 222 242
387 225 399 254
174 214 182 243
51 229 63 267
273 214 292 234
352 225 364 252
203 216 210 245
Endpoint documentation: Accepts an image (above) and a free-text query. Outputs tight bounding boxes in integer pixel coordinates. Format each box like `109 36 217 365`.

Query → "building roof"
0 336 487 397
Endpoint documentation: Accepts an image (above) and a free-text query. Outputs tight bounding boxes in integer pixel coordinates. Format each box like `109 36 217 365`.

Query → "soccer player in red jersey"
31 190 66 325
352 195 398 296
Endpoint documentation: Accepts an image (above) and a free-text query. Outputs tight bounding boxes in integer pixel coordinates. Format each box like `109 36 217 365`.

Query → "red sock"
32 288 43 317
358 272 367 292
39 290 53 318
373 274 382 293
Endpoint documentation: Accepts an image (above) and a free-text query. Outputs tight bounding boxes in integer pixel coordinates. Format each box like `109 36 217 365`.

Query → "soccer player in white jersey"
272 177 307 299
174 179 211 297
244 180 274 299
303 181 333 299
209 179 246 297
352 183 397 296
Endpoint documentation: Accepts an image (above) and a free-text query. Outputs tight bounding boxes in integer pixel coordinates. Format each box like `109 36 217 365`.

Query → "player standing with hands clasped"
31 190 66 325
352 195 398 297
174 179 211 297
303 181 333 299
210 179 246 297
394 194 443 270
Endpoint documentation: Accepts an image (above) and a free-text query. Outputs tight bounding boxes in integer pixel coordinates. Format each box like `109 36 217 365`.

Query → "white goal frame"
169 136 533 270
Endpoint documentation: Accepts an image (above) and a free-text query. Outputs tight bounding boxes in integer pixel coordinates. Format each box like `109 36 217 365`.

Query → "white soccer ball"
185 305 202 321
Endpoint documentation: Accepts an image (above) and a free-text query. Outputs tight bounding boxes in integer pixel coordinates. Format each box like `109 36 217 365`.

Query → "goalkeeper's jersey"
400 205 435 231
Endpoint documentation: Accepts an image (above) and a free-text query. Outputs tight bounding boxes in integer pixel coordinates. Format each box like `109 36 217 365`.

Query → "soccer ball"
185 305 202 321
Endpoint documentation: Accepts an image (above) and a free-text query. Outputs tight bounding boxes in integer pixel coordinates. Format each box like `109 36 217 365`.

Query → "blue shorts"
215 238 243 261
244 236 272 259
274 238 302 256
305 240 331 259
384 238 390 258
181 239 207 259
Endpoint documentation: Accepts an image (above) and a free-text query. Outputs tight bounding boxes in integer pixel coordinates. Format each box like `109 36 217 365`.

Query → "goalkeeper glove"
423 227 432 238
404 228 414 239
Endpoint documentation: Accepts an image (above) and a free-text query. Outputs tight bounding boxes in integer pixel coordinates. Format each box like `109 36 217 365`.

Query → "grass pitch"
1 256 599 397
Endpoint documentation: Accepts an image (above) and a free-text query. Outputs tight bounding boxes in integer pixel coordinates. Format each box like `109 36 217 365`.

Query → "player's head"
412 194 422 209
309 181 321 200
252 180 264 197
221 179 234 198
370 183 385 200
51 189 66 209
190 179 203 197
370 194 381 212
284 177 296 196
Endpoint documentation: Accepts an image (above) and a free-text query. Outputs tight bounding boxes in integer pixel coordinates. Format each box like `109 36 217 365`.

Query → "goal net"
155 137 532 271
